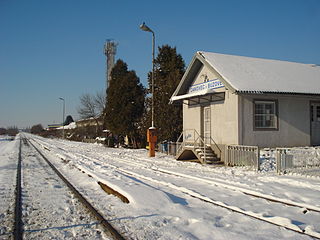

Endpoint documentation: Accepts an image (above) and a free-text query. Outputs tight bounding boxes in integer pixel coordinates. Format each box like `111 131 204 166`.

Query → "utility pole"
59 97 65 138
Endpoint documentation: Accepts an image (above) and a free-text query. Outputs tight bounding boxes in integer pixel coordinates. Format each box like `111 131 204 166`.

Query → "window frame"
253 99 279 131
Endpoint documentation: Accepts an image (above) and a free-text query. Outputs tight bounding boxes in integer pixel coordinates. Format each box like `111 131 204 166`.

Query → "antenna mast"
104 40 118 92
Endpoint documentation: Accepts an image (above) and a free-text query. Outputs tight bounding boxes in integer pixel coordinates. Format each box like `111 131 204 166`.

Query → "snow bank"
57 122 76 130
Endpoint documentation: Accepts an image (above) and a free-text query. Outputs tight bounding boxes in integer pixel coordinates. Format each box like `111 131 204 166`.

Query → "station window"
254 100 278 130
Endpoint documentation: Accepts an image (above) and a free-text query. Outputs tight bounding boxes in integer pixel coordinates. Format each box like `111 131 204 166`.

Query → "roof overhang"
171 86 223 102
170 52 235 104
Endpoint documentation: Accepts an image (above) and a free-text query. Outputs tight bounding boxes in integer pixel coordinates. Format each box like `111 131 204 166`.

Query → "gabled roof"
171 51 320 102
201 51 320 94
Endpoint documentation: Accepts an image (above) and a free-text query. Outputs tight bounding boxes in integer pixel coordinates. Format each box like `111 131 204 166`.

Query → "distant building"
76 116 103 128
47 124 62 130
171 51 320 161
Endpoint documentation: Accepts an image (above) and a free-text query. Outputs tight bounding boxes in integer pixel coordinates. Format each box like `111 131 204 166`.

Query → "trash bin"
169 142 176 155
163 141 168 153
106 136 114 147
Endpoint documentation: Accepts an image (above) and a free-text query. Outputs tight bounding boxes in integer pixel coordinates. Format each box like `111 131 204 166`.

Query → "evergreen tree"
64 115 74 126
104 59 145 147
145 45 185 142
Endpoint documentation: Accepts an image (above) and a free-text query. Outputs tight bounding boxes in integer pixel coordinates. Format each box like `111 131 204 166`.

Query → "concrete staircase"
176 144 222 165
195 145 221 164
176 129 223 165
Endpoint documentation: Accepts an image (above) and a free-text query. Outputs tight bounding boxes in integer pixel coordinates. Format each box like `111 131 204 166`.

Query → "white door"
311 103 320 146
203 107 211 145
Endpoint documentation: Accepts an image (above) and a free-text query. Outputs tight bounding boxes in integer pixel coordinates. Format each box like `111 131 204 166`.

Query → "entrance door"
311 102 320 146
203 107 211 145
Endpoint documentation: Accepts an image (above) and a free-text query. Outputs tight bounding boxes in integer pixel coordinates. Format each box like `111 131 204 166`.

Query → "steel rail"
150 167 320 213
13 138 23 240
26 138 125 240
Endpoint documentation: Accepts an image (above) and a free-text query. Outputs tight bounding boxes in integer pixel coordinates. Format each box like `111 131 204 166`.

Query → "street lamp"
140 22 155 128
59 97 65 138
140 22 157 157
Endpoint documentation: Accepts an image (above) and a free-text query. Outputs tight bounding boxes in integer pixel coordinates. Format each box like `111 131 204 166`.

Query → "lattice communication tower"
104 40 118 92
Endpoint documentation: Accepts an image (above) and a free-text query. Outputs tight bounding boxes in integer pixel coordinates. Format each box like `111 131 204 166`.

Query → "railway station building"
170 51 320 162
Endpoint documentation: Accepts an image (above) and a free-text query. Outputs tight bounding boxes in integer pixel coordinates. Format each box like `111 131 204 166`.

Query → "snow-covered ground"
0 136 19 237
1 133 320 239
21 139 110 239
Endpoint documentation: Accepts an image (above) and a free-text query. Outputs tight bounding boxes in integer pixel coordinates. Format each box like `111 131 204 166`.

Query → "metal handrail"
176 131 185 155
208 135 222 158
176 129 221 163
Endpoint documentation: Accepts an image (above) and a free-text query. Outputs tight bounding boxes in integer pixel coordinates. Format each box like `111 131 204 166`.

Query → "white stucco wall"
240 95 313 147
192 65 211 85
183 90 239 145
210 90 239 145
183 102 201 133
183 64 239 145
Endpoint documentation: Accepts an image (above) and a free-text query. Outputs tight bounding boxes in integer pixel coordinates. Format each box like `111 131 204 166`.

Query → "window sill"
253 127 279 131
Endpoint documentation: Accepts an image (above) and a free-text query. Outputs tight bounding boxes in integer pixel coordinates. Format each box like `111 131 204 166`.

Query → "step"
203 156 220 161
200 156 217 161
202 150 215 154
196 149 214 153
198 151 215 155
206 160 224 165
199 153 215 157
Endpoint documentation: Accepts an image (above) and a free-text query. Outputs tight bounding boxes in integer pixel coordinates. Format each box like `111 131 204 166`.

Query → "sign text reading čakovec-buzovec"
189 79 224 93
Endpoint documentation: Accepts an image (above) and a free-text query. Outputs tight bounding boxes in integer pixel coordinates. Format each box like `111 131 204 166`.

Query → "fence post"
225 145 228 166
276 148 281 174
256 147 260 171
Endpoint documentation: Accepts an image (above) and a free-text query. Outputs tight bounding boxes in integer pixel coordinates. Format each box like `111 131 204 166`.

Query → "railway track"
31 137 320 239
42 141 320 214
11 136 125 240
73 155 320 238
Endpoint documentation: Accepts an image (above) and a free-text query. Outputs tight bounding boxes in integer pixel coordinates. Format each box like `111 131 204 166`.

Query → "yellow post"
147 127 157 157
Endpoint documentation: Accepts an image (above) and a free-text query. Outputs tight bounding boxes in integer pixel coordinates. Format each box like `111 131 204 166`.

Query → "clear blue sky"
1 0 319 128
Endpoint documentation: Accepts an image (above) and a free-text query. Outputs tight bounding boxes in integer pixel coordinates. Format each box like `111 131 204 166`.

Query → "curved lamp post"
139 22 155 127
140 22 157 157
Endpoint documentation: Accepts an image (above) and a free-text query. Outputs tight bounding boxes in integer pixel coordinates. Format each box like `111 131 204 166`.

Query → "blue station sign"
189 79 224 93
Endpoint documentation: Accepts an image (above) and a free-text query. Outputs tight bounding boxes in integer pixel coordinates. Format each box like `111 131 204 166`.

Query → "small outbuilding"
171 51 320 163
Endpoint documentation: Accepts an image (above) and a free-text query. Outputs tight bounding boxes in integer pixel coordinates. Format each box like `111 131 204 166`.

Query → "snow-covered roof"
199 51 320 94
57 122 76 130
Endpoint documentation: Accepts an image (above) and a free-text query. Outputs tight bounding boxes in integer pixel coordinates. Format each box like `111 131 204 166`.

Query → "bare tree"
78 94 97 119
77 92 106 135
94 91 106 113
